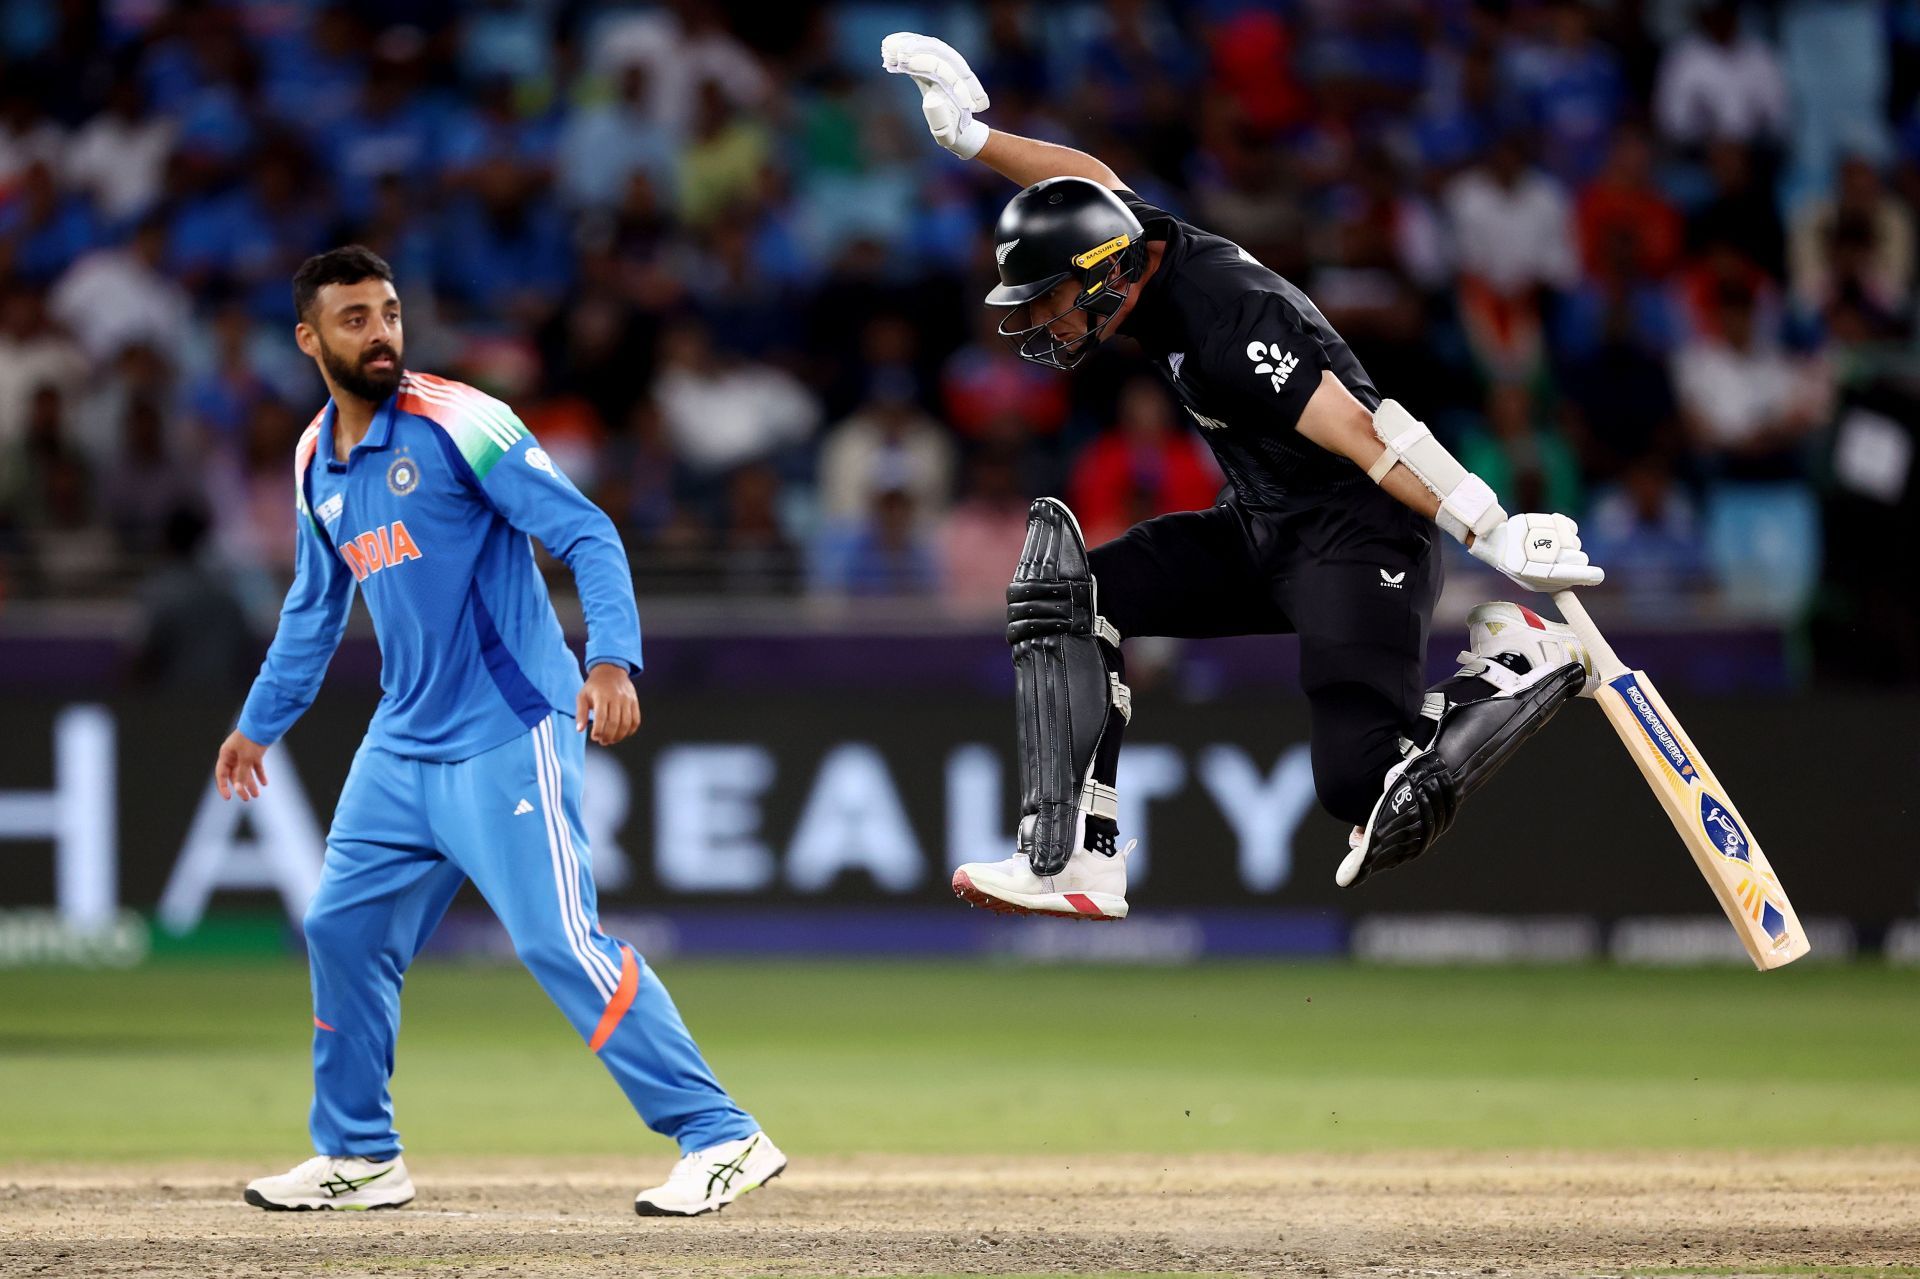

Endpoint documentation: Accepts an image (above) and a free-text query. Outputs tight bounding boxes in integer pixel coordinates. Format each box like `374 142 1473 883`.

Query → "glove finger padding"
879 31 914 71
882 33 988 109
917 79 959 141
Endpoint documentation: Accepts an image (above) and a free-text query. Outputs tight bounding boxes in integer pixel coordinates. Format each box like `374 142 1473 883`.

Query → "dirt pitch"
2 1151 1916 1278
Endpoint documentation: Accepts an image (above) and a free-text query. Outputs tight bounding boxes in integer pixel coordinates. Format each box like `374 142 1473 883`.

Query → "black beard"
321 338 404 403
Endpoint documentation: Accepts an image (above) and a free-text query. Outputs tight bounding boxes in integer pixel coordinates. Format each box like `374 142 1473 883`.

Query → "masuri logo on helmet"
1072 234 1133 270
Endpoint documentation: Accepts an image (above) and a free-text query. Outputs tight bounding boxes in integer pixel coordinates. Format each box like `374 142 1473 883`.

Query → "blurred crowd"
2 0 1919 663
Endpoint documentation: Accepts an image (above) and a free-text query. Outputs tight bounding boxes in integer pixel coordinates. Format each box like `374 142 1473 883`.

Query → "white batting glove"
1468 512 1605 592
881 32 990 160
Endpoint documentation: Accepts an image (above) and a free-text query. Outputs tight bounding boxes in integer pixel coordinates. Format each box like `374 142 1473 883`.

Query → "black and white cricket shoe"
634 1132 788 1217
243 1154 414 1211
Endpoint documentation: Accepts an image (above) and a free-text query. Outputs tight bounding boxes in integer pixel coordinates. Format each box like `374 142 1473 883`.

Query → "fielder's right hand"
215 729 269 801
881 32 990 159
1469 512 1605 593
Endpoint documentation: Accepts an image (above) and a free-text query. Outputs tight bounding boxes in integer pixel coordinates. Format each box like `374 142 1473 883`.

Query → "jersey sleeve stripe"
412 374 522 449
412 383 518 453
403 375 526 450
408 371 527 444
294 419 322 518
396 374 526 480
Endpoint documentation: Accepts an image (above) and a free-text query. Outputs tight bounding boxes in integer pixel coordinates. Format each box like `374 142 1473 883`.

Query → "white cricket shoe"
634 1132 787 1217
244 1154 414 1211
1463 600 1596 696
952 818 1131 920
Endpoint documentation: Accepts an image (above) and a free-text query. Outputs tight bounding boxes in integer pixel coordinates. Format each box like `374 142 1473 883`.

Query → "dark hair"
292 245 394 321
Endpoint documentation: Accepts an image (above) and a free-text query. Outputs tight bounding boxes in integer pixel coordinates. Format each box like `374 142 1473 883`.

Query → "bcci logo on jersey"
387 454 420 496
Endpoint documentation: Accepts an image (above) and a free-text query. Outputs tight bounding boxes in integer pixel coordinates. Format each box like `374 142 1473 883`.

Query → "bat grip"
1551 590 1626 682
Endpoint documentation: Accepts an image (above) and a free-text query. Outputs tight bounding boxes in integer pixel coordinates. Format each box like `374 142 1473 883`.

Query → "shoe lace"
663 1151 709 1186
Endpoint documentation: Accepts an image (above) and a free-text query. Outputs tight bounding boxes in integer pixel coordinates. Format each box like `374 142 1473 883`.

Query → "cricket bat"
1552 590 1810 970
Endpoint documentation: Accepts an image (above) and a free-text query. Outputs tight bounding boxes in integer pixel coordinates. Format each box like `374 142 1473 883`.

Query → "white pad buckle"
1454 650 1524 693
1077 780 1119 822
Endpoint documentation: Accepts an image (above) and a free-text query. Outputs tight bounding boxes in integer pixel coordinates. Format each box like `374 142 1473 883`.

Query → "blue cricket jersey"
237 371 643 761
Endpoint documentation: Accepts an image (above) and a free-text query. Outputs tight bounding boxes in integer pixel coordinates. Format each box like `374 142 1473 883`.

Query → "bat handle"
1551 589 1627 682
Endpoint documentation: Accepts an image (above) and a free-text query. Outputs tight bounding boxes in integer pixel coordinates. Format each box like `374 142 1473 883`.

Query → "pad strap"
1452 652 1525 693
1365 448 1399 484
1078 779 1119 822
1369 400 1508 545
1096 614 1127 721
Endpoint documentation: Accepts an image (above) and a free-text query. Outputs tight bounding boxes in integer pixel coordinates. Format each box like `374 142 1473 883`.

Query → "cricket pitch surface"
4 1150 1915 1278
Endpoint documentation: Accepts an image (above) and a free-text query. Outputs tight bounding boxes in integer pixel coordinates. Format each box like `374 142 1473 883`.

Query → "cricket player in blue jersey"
213 246 785 1217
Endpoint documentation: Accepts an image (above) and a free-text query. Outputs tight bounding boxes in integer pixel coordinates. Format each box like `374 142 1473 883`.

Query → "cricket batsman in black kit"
883 35 1606 919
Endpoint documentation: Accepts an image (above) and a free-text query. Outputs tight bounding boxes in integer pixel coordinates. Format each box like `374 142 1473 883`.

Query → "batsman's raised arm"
881 32 1123 191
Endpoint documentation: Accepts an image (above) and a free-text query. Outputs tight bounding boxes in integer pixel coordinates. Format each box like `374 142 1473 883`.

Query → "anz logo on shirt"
338 520 425 582
1246 339 1298 393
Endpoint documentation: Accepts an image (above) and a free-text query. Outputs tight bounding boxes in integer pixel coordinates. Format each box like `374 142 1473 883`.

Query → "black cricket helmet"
986 177 1147 370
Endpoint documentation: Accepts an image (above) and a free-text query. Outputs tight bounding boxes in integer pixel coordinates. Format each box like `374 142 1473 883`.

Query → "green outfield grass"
1 959 1917 1161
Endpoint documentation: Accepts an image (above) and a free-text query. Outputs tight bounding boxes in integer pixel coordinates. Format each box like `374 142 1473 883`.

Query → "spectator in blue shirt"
1415 41 1514 176
441 74 560 193
184 299 278 449
557 61 677 211
1507 0 1623 184
436 162 572 322
320 49 442 219
257 6 367 141
810 472 937 598
0 161 99 283
1583 455 1710 605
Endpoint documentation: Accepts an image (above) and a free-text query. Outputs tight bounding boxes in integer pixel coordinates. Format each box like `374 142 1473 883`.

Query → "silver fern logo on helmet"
995 238 1019 265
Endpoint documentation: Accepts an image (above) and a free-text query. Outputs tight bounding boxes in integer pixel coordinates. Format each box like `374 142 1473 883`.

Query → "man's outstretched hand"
215 730 269 801
577 663 642 745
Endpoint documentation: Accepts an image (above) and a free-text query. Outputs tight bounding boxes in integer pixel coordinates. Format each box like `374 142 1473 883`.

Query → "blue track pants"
302 711 757 1159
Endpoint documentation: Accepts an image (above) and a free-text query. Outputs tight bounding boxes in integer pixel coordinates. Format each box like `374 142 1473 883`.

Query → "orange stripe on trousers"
588 945 639 1053
314 1016 335 1032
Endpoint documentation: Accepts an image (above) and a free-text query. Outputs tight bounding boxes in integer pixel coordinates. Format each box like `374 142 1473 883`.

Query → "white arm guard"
1368 400 1508 544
